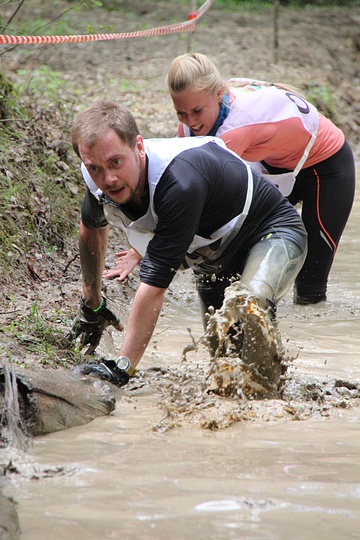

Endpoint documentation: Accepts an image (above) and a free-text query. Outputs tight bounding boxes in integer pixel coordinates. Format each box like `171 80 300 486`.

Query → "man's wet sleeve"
139 257 177 289
81 188 108 229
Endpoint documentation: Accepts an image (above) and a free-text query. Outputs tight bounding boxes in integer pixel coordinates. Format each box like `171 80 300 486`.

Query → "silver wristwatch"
116 356 136 376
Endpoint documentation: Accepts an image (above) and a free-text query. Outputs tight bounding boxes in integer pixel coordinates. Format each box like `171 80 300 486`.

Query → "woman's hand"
103 249 141 282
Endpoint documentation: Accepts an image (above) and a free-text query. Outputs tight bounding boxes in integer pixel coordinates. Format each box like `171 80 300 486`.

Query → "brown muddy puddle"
3 189 360 539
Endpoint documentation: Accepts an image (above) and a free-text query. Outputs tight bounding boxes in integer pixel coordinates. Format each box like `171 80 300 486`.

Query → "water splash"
204 282 288 399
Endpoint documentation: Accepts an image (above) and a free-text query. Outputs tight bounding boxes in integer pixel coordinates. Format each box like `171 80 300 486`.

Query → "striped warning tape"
0 0 214 46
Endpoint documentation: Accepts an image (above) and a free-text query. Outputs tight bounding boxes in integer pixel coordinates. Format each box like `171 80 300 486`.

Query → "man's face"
79 129 145 205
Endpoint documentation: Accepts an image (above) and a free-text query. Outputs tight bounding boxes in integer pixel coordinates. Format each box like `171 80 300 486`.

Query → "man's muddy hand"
65 296 124 355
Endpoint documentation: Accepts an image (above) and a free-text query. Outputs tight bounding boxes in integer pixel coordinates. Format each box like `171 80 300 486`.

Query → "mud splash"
203 282 286 400
116 272 360 433
124 361 360 433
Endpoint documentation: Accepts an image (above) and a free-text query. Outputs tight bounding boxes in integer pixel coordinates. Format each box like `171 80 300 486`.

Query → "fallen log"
0 365 117 439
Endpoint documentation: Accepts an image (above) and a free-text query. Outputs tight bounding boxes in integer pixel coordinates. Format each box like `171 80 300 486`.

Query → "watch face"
117 357 130 370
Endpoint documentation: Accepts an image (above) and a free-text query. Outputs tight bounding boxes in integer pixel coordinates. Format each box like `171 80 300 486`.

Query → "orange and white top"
179 85 344 171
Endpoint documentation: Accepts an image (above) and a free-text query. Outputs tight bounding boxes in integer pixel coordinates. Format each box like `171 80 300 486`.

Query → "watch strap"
126 363 137 377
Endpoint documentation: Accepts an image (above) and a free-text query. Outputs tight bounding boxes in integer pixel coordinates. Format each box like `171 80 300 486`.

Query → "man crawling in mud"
67 100 307 397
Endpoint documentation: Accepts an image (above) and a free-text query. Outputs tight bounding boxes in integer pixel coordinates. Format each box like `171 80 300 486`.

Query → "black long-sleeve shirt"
81 141 306 288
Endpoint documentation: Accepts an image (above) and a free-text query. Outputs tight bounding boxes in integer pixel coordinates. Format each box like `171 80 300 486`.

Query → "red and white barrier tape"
0 0 214 46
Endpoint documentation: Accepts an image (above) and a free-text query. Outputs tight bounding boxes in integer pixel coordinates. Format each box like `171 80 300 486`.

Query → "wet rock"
0 365 116 440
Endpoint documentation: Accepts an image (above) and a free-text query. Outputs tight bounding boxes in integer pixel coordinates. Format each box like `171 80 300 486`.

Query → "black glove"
77 360 130 387
66 296 121 353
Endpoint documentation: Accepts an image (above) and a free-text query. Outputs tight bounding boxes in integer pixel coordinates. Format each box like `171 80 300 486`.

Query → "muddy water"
4 185 360 539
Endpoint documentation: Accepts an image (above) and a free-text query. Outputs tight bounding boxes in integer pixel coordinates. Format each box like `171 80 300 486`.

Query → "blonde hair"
167 52 304 100
166 52 229 97
71 101 139 158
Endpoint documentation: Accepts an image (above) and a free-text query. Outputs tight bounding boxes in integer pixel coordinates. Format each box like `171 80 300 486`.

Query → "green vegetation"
212 0 359 6
0 298 78 366
279 0 359 4
0 71 25 120
16 66 71 101
302 82 337 123
0 71 81 282
0 61 88 367
13 15 77 37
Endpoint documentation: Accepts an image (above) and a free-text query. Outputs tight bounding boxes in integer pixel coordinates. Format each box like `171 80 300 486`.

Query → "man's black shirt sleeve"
81 187 108 229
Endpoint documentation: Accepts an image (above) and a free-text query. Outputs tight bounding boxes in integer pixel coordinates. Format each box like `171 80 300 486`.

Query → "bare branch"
0 1 84 57
0 0 26 33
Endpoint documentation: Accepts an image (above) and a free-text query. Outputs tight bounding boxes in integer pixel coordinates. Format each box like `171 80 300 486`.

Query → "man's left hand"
66 296 124 354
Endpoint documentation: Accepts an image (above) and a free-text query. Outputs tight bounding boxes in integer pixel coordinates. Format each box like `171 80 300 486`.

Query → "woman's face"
171 88 222 136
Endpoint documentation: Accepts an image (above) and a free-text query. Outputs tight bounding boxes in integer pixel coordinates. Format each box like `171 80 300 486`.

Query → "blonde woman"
167 52 355 305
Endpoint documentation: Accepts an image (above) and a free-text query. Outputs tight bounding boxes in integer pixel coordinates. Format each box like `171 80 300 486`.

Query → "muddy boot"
240 297 284 396
203 286 247 360
204 282 285 399
205 318 243 359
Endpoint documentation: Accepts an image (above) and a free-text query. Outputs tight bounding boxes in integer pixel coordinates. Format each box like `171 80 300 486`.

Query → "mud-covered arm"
119 282 166 367
79 219 109 308
66 220 123 353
